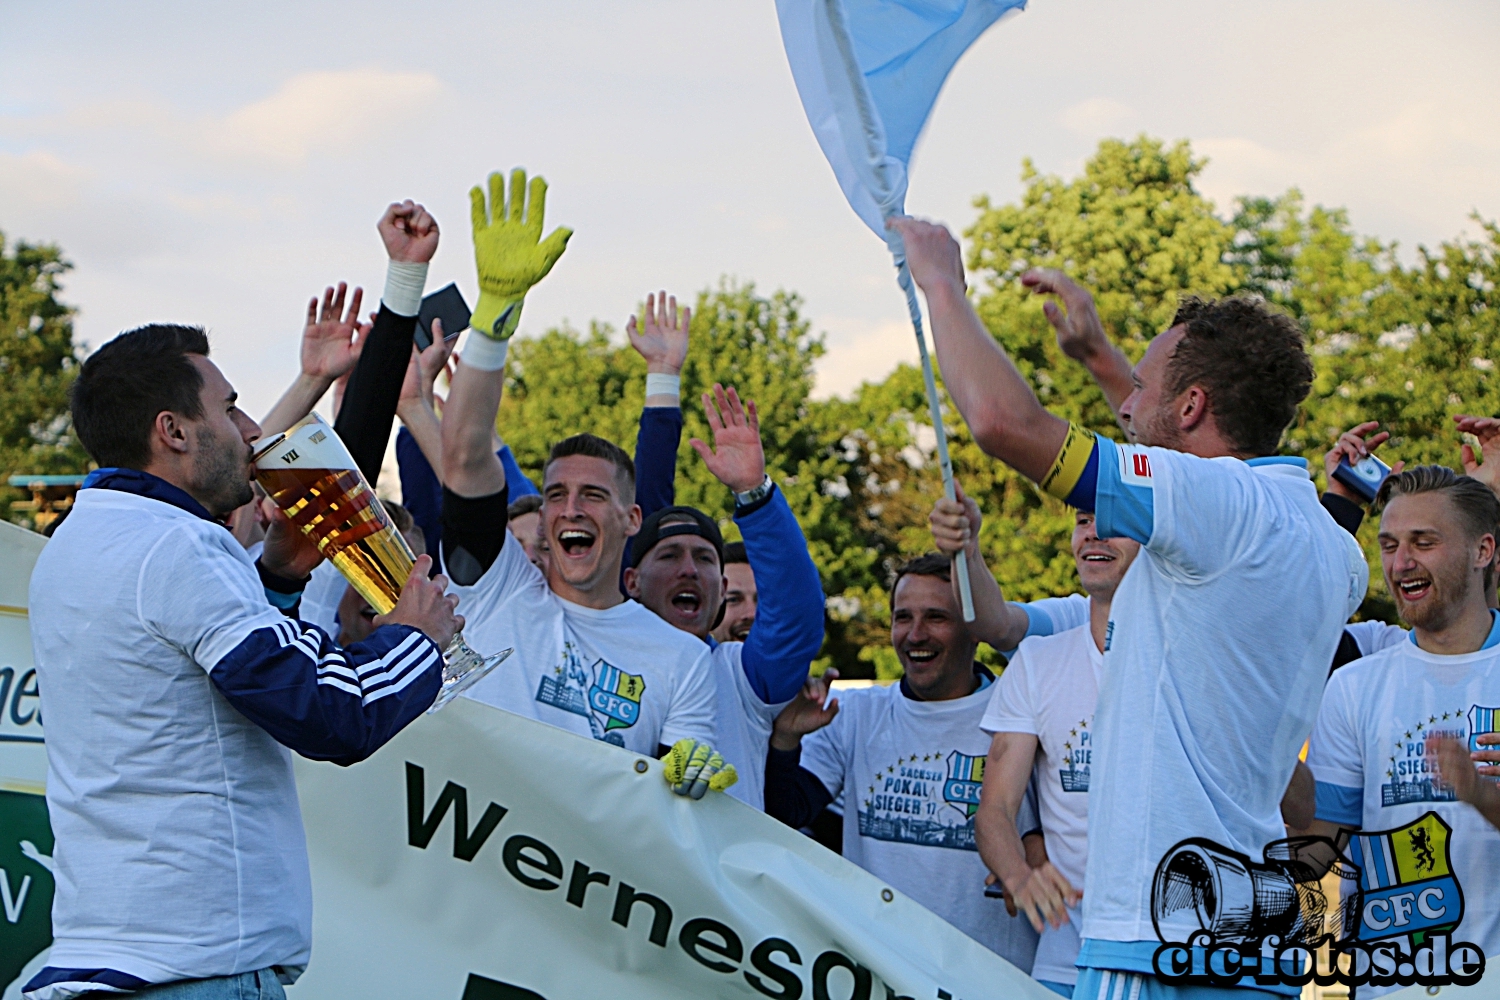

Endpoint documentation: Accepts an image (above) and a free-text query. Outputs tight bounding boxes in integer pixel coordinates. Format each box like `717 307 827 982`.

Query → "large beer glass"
251 413 508 713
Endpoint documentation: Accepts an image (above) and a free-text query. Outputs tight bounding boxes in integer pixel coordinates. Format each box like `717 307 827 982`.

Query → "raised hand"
627 290 691 375
1324 421 1401 503
301 283 368 382
887 216 965 295
771 669 840 751
378 199 440 264
1455 415 1500 497
469 168 572 340
375 554 462 650
691 384 765 494
1021 269 1108 363
930 482 982 557
399 318 456 412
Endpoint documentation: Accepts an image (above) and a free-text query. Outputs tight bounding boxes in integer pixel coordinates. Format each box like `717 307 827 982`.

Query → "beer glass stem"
426 632 511 714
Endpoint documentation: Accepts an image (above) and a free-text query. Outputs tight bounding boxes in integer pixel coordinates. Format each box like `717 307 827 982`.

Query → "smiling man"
762 553 1041 970
622 383 825 809
1306 466 1500 996
893 218 1368 1000
431 171 725 783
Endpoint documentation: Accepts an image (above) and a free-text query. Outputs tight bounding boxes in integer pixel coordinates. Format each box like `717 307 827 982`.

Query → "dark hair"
72 324 211 469
1166 296 1312 456
544 433 635 496
384 501 425 554
724 541 748 566
889 552 952 607
507 494 543 520
1375 466 1500 543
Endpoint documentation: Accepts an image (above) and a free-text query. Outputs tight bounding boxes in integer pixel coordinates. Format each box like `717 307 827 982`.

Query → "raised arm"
260 283 368 437
928 483 1031 650
890 217 1068 483
441 169 570 581
693 384 825 703
628 290 691 518
335 200 440 485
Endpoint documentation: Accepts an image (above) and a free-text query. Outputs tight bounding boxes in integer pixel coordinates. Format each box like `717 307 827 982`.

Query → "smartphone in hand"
415 283 470 351
1333 453 1392 503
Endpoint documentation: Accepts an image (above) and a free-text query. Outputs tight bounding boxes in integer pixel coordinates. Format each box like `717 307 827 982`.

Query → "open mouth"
905 648 939 665
1396 577 1432 602
557 528 597 557
669 589 703 616
1080 550 1116 563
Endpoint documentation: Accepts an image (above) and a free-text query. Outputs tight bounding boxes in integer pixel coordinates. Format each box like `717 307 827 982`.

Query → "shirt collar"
1406 609 1500 651
899 661 994 701
1245 455 1311 480
82 467 218 523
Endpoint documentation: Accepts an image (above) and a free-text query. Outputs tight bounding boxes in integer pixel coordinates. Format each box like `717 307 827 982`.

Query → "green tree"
1 231 87 527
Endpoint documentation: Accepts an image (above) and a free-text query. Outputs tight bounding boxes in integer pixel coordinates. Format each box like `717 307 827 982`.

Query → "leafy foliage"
0 232 87 526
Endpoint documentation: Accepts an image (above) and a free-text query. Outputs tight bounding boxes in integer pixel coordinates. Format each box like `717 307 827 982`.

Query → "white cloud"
813 317 915 399
209 69 444 166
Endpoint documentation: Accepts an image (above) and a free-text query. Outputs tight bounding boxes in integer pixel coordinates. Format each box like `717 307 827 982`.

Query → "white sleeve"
1307 669 1365 792
444 528 541 618
1345 620 1407 657
1020 595 1090 637
1114 447 1259 578
659 645 717 749
981 643 1039 735
799 695 853 800
138 524 293 672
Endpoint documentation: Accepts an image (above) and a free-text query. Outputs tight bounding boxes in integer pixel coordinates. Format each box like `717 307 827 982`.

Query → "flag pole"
897 261 975 622
819 0 974 619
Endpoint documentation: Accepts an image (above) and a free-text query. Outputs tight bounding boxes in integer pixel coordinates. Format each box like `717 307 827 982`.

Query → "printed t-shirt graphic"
981 624 1102 987
799 679 1039 966
1308 632 1500 996
1038 427 1369 978
449 531 716 755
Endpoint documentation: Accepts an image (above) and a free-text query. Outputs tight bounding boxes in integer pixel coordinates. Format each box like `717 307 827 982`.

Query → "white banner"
0 519 1055 999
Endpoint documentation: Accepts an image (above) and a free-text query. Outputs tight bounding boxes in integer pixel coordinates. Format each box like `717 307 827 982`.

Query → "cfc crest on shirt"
536 641 646 746
942 752 985 818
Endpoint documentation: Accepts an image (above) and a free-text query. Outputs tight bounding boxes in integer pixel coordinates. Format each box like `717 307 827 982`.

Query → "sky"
2 1 1497 420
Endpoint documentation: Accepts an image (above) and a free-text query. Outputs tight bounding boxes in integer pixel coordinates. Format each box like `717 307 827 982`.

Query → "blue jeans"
86 970 285 1000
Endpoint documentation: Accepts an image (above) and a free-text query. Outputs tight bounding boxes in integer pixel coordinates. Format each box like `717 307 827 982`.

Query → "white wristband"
461 330 510 371
645 373 681 399
381 260 428 317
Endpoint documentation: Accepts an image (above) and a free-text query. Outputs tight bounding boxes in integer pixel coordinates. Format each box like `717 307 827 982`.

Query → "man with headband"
893 217 1367 1000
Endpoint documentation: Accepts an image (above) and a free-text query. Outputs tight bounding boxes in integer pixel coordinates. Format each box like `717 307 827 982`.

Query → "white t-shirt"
450 534 716 755
28 489 312 986
1308 631 1500 996
1080 443 1367 969
709 639 792 810
799 678 1040 970
981 624 1101 985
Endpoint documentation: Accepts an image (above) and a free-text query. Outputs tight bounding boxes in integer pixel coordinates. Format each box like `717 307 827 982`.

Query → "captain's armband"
1039 423 1097 502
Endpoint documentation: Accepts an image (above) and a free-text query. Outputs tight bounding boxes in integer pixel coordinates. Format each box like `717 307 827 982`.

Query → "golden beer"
251 413 509 712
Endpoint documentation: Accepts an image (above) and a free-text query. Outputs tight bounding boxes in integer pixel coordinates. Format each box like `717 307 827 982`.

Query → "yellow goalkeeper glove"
662 738 738 799
468 168 572 341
